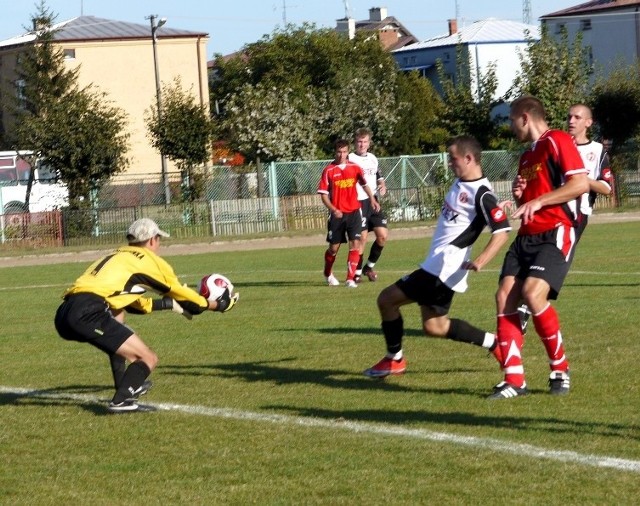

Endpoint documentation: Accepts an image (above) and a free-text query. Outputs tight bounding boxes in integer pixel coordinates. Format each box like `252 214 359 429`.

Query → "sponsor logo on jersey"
335 178 356 189
521 163 542 181
458 192 468 203
586 151 596 162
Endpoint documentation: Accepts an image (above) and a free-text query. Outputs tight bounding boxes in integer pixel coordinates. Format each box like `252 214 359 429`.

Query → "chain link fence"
1 150 638 249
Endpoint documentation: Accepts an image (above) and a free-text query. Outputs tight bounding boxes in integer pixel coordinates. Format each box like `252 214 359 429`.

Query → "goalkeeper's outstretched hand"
214 288 240 313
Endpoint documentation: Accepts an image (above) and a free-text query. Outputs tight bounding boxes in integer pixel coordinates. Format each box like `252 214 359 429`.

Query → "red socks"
496 313 525 387
323 249 337 277
532 303 569 373
347 249 360 281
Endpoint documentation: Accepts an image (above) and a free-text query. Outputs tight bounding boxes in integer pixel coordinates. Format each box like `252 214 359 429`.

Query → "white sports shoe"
345 279 358 288
326 274 340 286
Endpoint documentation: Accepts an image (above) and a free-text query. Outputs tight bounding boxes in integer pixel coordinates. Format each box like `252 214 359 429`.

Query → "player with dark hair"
349 127 388 283
318 139 379 288
490 96 589 400
54 218 239 412
518 103 615 331
364 135 511 378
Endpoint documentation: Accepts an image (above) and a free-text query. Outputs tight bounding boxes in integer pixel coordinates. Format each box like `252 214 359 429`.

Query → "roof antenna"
343 0 353 19
80 0 84 15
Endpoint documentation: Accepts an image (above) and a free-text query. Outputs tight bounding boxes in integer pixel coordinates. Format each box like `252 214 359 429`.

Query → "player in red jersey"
318 139 379 287
489 96 589 400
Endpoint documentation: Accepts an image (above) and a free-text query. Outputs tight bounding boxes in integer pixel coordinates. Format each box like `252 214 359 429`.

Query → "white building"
541 0 640 80
393 18 539 102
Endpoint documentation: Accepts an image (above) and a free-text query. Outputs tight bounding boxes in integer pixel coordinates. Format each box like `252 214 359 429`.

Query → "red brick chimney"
448 19 458 35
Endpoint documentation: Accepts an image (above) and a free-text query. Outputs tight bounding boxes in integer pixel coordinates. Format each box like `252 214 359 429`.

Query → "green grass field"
1 220 638 504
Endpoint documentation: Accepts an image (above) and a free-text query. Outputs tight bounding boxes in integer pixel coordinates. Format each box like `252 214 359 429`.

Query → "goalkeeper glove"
158 296 193 320
214 288 240 313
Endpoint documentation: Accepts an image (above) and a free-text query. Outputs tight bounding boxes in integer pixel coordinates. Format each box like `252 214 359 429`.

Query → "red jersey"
317 161 368 213
518 129 587 235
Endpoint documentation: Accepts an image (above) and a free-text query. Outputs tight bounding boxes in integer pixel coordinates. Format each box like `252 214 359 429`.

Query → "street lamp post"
147 14 171 205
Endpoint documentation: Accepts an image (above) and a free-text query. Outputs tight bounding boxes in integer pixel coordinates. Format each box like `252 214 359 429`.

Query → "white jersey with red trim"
576 140 613 216
420 177 511 293
349 152 380 200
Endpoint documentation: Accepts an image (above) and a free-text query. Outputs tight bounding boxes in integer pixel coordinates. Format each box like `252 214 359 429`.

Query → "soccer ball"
198 273 234 301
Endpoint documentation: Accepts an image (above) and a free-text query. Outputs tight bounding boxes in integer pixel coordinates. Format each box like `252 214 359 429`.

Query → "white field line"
2 385 639 474
1 268 639 292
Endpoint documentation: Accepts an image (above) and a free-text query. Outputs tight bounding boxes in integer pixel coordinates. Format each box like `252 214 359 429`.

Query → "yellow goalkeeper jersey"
62 245 209 314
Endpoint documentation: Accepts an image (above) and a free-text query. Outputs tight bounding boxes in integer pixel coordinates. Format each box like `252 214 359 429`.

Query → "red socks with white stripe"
532 303 569 373
496 313 525 387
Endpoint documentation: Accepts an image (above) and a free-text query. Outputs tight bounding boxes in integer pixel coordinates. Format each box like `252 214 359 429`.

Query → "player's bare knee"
423 319 446 337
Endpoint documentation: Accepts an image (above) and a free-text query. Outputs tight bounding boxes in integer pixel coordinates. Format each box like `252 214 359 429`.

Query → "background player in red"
518 103 615 331
364 135 511 378
490 96 589 400
318 139 379 288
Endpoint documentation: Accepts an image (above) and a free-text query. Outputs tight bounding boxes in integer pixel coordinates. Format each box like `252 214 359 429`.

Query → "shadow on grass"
263 405 640 442
0 384 117 416
161 358 486 397
313 326 425 337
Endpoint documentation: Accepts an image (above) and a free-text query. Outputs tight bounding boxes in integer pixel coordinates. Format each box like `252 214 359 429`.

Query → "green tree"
590 62 640 153
436 46 501 147
212 25 401 160
389 71 448 154
6 1 129 208
146 77 212 202
509 25 591 129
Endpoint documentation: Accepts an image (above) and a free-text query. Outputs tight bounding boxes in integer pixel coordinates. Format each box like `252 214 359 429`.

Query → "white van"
0 150 68 214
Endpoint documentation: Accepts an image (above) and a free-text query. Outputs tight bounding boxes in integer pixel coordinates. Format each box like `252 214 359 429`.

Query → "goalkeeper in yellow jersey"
54 218 239 413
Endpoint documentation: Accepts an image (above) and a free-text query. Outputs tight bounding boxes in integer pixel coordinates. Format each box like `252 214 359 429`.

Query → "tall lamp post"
147 14 171 205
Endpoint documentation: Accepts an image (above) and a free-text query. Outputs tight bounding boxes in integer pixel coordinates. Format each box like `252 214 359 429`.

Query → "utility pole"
523 0 532 24
146 14 171 205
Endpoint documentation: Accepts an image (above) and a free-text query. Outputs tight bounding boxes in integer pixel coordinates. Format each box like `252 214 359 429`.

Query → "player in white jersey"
567 103 614 238
348 128 388 283
364 135 511 378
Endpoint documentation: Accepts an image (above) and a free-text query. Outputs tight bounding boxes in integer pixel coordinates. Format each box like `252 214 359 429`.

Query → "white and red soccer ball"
198 273 234 301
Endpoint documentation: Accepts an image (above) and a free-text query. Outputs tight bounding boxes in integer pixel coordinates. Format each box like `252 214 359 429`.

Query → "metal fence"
1 151 638 249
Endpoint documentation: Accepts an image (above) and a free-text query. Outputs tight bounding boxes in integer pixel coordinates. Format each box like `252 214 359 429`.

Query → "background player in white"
348 127 388 282
567 103 614 235
364 135 511 378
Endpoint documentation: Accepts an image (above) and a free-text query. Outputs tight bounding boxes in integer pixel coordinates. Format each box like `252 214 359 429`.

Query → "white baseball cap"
127 218 170 242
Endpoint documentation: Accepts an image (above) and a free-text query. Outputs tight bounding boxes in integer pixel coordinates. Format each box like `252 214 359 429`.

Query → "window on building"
443 52 450 62
15 79 26 109
580 19 592 31
555 23 566 34
63 48 76 59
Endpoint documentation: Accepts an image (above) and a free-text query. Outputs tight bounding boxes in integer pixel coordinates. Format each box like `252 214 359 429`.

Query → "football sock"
109 353 126 389
356 255 364 275
323 249 337 277
381 316 403 355
532 303 569 372
368 241 384 264
111 360 151 404
445 318 489 346
347 249 360 280
497 313 525 387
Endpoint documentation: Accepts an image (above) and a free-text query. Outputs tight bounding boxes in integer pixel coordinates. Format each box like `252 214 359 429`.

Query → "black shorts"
395 268 454 315
326 210 363 244
500 227 577 300
360 197 388 232
54 293 134 354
